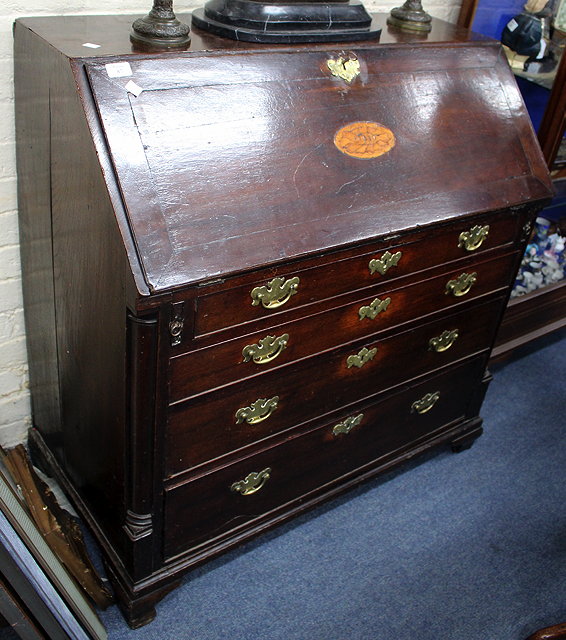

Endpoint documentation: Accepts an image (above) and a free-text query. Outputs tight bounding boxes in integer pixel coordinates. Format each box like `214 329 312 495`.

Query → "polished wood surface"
192 208 519 337
167 298 504 474
14 14 553 628
85 42 550 292
17 13 490 57
169 253 515 403
164 356 487 557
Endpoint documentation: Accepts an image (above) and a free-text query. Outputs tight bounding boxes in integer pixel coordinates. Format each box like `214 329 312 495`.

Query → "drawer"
166 296 504 475
169 251 517 402
163 356 487 559
193 210 518 336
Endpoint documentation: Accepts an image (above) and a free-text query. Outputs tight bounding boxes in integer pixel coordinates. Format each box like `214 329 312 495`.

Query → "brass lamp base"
387 0 432 32
131 0 190 49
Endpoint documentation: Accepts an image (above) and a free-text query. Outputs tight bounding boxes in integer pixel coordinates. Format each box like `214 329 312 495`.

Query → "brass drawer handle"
250 276 300 309
347 346 377 369
359 296 391 320
411 391 440 414
231 468 271 495
333 413 364 436
235 396 279 425
369 250 402 276
458 225 490 251
242 334 289 364
429 329 459 352
445 272 477 297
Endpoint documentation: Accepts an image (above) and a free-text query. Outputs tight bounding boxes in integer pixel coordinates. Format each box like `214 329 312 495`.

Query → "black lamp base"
191 0 381 43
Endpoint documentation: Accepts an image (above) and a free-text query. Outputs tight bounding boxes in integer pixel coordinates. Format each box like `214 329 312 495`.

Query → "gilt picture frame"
0 468 107 640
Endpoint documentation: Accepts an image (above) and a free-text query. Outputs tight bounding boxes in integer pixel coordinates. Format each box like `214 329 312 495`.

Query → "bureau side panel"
14 23 61 448
16 28 133 556
50 57 129 545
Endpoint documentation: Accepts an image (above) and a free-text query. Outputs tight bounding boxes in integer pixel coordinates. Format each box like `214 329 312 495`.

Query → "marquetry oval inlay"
334 122 396 159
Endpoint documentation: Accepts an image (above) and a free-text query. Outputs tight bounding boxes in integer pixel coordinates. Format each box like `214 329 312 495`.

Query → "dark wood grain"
170 251 516 402
85 44 550 292
166 296 504 474
14 18 132 565
16 14 492 59
192 208 518 338
13 23 61 451
164 356 487 557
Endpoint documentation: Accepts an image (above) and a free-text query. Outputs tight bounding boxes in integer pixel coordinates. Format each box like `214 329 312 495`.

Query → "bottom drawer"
163 356 487 560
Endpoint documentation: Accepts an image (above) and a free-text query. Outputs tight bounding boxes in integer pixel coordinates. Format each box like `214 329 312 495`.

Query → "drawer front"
194 211 517 336
170 251 516 402
163 356 487 559
166 297 504 475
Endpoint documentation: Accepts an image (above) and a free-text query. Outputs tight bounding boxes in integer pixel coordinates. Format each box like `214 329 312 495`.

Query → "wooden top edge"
14 13 495 60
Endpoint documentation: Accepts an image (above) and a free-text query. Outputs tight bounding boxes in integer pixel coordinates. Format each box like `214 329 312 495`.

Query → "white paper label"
125 80 143 97
105 62 133 78
507 18 519 32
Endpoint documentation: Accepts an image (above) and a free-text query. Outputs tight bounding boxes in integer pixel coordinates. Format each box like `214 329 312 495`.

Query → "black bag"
501 12 542 57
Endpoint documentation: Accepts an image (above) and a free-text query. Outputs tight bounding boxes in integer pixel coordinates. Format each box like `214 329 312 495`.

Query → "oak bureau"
14 13 553 627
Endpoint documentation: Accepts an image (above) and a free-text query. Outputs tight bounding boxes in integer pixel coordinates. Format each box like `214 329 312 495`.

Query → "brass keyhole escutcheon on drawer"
445 272 477 297
231 468 272 495
242 333 289 364
411 391 440 414
346 346 377 368
368 250 402 276
429 329 459 352
235 396 279 425
332 413 364 436
327 56 360 83
359 296 391 320
250 276 300 309
458 225 490 251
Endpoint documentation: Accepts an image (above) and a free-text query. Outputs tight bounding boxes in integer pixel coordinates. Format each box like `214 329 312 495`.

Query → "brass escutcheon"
242 334 289 364
458 225 490 251
369 250 402 276
250 276 300 309
231 468 271 495
332 413 364 436
327 56 360 83
411 391 440 414
235 396 279 425
429 329 459 353
359 296 391 321
445 272 477 297
347 346 377 369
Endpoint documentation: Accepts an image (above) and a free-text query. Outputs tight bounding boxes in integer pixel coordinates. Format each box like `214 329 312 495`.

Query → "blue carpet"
3 331 566 639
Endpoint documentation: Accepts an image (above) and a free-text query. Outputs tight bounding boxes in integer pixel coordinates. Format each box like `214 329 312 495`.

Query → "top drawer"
194 211 518 337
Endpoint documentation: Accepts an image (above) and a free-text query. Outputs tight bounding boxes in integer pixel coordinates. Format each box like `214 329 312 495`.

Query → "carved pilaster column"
123 313 159 580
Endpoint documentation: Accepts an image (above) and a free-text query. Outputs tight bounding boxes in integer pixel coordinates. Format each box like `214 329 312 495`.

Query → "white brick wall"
0 0 462 447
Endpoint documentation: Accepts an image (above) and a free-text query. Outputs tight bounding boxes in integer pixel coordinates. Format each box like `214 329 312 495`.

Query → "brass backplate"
242 334 289 364
250 276 300 309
